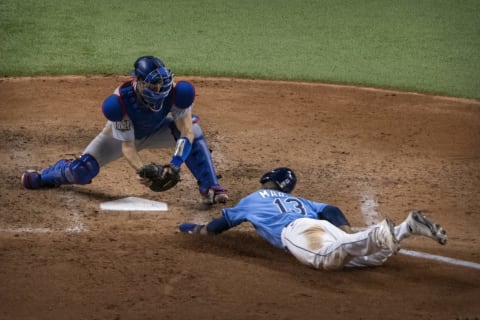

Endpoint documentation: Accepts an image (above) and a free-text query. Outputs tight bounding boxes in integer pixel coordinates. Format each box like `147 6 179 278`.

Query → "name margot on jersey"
258 190 288 198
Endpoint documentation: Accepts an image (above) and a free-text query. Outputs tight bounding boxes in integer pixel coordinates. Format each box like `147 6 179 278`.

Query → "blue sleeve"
102 95 124 121
221 195 254 227
206 216 231 234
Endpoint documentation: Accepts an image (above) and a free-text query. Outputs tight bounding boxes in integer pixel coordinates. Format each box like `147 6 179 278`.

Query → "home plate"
100 197 168 212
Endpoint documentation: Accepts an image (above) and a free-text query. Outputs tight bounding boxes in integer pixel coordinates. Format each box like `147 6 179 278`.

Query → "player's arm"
108 120 145 175
168 108 194 171
121 140 144 171
179 215 231 235
168 81 196 170
205 216 230 234
102 93 151 186
121 141 153 187
174 108 195 143
179 204 247 235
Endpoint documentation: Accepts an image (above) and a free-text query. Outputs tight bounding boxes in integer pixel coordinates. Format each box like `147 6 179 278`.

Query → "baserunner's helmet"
260 167 297 193
131 56 173 112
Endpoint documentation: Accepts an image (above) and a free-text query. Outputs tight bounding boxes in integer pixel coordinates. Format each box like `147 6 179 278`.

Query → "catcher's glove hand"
137 163 180 192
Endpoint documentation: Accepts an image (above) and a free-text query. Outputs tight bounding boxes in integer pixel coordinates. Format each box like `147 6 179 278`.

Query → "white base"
100 197 168 212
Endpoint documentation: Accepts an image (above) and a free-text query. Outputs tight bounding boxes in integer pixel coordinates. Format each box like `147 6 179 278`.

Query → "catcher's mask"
260 167 297 193
131 56 173 112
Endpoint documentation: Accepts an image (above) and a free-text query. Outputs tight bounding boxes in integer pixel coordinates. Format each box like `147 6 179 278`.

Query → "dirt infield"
1 76 479 320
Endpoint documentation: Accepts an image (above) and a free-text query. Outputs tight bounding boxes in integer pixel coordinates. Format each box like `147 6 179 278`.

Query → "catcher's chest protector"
119 82 173 139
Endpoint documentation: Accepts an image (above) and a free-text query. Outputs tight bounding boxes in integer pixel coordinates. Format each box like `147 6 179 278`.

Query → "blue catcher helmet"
260 167 297 193
131 56 173 112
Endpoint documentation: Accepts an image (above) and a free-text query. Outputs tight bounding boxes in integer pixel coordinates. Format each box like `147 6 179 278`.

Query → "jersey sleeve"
222 195 254 227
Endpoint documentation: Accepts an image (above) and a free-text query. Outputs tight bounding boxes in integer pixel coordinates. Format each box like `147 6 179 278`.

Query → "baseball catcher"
21 55 228 204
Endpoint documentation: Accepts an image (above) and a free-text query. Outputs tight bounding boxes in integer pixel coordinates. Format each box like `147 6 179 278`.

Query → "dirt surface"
1 76 479 320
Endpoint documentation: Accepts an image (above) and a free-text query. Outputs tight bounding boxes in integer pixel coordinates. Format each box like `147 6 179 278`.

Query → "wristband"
170 137 192 168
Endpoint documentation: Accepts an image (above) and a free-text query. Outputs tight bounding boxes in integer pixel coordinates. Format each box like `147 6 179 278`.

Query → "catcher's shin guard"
184 128 227 203
22 154 99 189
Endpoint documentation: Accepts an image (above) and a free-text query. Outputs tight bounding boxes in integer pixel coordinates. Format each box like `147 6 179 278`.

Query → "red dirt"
0 76 479 320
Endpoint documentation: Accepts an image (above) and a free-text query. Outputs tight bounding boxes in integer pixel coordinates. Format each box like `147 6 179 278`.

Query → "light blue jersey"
222 189 329 248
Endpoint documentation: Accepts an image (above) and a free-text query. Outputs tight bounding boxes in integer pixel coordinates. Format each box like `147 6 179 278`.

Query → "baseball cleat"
201 185 228 204
21 170 43 189
406 210 447 245
377 219 400 253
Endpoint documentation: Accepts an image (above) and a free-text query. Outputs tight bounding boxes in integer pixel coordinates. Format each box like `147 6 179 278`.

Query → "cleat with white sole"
407 210 447 245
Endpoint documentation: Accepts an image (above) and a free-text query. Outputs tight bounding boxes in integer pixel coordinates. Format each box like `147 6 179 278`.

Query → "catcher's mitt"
137 163 180 192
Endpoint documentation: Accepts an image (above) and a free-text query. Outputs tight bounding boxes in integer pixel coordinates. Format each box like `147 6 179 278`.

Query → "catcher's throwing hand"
137 163 181 192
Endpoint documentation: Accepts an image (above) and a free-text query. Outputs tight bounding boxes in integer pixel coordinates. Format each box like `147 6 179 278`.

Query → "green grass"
1 0 479 99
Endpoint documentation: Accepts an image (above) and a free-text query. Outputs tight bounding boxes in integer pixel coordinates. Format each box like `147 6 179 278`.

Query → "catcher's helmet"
131 56 173 112
260 167 297 193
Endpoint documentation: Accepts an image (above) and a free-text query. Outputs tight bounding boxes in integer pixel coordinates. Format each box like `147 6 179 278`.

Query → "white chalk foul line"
359 191 480 271
360 192 381 226
62 190 87 233
347 230 480 270
0 191 86 234
0 227 51 233
399 249 480 270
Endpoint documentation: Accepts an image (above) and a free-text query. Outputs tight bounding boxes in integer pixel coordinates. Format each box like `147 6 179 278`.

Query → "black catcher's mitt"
137 163 180 192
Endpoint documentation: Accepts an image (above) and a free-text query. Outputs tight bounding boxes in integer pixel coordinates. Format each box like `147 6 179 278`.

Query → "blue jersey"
102 80 195 140
118 81 172 139
222 189 329 248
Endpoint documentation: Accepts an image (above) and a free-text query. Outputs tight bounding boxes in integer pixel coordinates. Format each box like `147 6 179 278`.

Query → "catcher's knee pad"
67 154 100 184
41 154 100 187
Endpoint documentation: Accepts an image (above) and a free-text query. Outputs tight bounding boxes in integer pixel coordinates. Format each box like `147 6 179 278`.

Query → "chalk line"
399 249 480 270
62 190 86 233
0 227 51 233
360 191 381 226
0 190 86 234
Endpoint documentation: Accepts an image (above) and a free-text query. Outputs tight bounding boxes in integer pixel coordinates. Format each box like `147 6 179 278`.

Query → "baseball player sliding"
179 167 448 270
22 56 228 204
